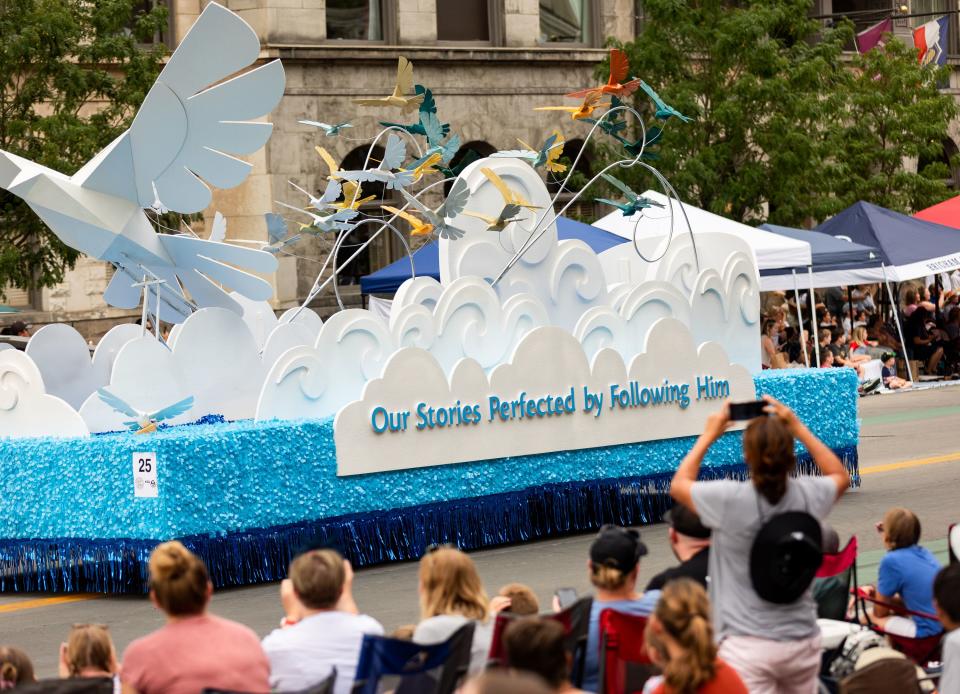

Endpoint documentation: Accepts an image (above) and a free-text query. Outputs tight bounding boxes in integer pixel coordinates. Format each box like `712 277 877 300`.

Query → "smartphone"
555 587 578 609
728 400 767 421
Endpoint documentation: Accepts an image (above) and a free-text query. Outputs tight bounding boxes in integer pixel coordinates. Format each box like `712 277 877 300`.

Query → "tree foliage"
600 0 957 227
0 0 167 293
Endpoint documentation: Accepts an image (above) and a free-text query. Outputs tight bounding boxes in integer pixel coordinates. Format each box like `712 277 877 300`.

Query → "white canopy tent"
593 190 813 281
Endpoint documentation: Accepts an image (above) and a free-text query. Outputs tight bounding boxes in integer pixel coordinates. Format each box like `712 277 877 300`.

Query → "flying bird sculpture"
595 173 664 216
639 81 692 122
492 131 567 172
335 133 416 190
534 92 608 120
566 48 642 99
391 178 470 240
353 57 425 113
462 168 540 231
262 212 302 254
276 203 359 234
299 120 353 136
331 181 376 210
379 86 452 138
97 388 195 434
288 178 342 211
0 3 284 323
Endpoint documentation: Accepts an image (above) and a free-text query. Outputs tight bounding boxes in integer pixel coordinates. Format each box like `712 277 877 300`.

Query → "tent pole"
809 266 820 368
792 269 809 367
883 264 913 383
847 284 855 333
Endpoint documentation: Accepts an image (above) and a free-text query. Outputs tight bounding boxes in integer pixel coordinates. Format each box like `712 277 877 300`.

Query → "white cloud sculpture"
334 318 754 476
0 349 89 438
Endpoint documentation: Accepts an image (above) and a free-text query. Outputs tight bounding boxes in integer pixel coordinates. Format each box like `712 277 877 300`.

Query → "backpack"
828 629 887 680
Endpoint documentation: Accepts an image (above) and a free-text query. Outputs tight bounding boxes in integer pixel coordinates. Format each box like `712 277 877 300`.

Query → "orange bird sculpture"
534 92 608 121
565 48 642 100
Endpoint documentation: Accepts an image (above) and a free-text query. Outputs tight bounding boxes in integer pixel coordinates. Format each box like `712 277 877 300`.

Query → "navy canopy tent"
360 216 627 294
757 224 882 291
814 201 960 283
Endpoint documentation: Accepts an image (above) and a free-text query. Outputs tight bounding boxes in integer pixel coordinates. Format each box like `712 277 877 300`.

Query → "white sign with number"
132 452 158 498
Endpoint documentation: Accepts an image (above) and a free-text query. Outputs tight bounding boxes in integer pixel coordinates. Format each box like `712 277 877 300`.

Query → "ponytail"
743 415 794 504
653 579 717 694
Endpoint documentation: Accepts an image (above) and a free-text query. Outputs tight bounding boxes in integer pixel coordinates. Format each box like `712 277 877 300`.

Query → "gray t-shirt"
691 476 837 641
941 628 960 694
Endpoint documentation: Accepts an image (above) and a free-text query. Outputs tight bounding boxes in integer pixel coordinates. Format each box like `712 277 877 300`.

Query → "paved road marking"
862 405 960 427
0 594 98 613
861 451 960 475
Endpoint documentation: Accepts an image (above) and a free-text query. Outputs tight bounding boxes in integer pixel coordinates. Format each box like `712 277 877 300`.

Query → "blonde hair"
148 541 209 616
589 564 630 591
654 579 717 694
853 326 868 343
290 549 345 610
419 548 489 622
64 625 116 676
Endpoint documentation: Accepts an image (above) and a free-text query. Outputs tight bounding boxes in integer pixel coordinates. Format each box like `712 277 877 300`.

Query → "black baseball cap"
590 525 647 573
664 504 711 540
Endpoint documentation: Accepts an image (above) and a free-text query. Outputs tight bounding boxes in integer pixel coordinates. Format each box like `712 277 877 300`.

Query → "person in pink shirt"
120 541 270 694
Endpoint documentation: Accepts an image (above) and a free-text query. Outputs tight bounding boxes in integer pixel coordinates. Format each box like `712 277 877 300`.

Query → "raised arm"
763 395 849 499
670 403 731 510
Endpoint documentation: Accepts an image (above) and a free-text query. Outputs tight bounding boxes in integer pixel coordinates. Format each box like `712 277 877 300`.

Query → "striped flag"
913 16 949 66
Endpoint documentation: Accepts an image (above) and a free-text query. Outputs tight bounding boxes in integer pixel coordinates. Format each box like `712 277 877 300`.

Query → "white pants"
719 632 822 694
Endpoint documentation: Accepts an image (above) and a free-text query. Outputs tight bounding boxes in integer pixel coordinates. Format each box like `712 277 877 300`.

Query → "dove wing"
420 111 444 146
461 210 497 225
608 48 629 85
150 395 195 422
299 120 333 130
337 169 391 184
439 178 471 218
74 3 284 213
315 147 339 179
265 212 288 243
398 188 431 216
595 198 629 212
381 134 407 170
98 388 140 418
209 210 227 242
417 85 437 113
394 56 414 97
601 172 636 199
319 179 343 205
480 167 514 205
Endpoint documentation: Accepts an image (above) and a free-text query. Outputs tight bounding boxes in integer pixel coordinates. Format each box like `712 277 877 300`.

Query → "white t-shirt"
941 628 960 694
262 610 384 694
413 614 493 675
691 476 837 642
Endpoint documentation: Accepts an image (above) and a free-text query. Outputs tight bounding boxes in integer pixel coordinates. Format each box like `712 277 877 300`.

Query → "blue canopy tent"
360 216 628 295
758 223 883 367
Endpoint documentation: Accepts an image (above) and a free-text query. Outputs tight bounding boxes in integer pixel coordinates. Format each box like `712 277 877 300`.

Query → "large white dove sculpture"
0 3 285 322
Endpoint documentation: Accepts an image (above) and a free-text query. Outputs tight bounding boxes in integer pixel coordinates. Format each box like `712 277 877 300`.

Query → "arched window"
443 141 497 195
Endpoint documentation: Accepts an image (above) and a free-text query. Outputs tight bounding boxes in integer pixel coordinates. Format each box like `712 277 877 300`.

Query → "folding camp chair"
351 623 474 694
854 591 943 666
814 536 858 621
486 596 593 687
597 609 657 694
17 679 114 694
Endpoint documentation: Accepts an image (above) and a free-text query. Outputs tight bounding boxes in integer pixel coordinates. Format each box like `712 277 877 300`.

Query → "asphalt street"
3 385 959 677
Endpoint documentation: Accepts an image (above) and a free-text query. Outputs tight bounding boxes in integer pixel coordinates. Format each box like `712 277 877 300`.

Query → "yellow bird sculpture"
382 206 433 236
479 167 540 210
534 92 608 121
353 57 425 113
331 181 376 210
315 146 341 180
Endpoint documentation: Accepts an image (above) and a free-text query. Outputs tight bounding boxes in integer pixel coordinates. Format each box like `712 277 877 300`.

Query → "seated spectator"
645 505 711 592
903 288 919 317
414 546 493 675
0 646 35 688
503 617 586 693
581 525 659 692
494 583 540 616
906 306 945 374
819 350 834 368
860 507 943 639
58 624 118 687
644 579 747 694
0 321 30 338
120 541 270 694
262 548 383 694
934 563 960 693
880 353 910 390
830 329 869 369
760 319 778 369
819 309 837 330
850 327 881 358
866 314 901 353
670 397 849 693
461 671 553 694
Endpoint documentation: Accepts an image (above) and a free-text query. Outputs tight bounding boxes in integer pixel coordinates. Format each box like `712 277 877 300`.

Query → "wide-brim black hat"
750 511 823 604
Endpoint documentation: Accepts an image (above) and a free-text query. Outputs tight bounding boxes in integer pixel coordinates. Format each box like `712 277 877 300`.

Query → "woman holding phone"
669 396 850 694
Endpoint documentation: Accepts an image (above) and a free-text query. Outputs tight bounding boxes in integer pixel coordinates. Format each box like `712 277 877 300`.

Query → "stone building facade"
8 0 636 339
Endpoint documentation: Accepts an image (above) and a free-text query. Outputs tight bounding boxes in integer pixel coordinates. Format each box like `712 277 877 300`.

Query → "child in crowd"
493 583 540 616
934 563 960 694
0 646 35 688
59 623 119 686
881 353 910 389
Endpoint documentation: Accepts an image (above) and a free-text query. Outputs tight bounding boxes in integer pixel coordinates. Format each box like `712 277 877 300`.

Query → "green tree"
823 38 957 215
0 0 167 294
598 0 957 226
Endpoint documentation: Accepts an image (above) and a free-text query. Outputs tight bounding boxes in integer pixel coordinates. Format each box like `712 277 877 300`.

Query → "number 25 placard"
133 452 159 498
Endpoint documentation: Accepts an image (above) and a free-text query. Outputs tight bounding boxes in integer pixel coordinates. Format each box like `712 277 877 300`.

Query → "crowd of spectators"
2 399 958 694
758 279 960 386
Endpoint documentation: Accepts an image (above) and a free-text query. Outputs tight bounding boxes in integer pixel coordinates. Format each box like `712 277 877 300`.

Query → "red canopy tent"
915 195 960 228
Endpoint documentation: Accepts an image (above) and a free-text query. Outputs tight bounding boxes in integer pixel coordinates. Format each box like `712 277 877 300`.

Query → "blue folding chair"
351 622 475 694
